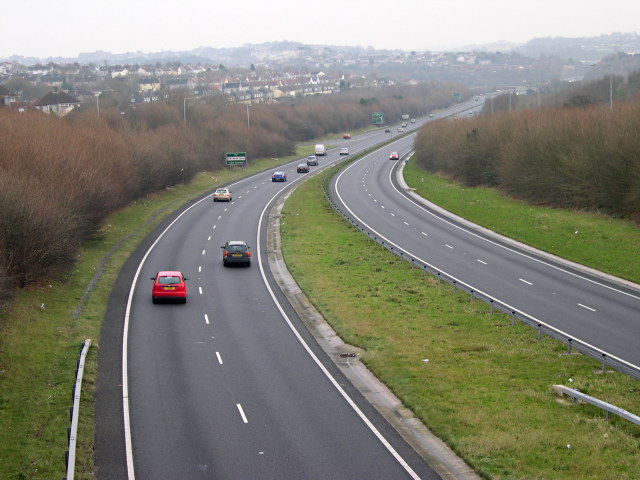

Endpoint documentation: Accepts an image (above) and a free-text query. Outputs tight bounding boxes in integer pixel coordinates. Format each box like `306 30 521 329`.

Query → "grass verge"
0 153 300 480
403 161 640 284
280 170 640 479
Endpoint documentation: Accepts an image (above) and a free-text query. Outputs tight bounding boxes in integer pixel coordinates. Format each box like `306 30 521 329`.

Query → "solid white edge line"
256 185 421 480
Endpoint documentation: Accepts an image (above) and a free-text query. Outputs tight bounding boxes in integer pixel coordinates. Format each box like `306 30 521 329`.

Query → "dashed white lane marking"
208 236 211 241
403 221 409 226
199 266 202 272
578 303 597 312
421 231 428 237
204 314 209 325
445 244 453 249
477 259 487 265
237 404 248 423
213 225 217 229
519 278 533 285
202 250 206 255
216 352 223 364
390 213 396 217
218 216 222 220
199 287 203 295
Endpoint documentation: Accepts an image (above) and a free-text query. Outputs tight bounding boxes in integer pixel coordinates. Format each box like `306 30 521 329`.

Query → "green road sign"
225 152 247 165
372 112 383 125
453 92 461 102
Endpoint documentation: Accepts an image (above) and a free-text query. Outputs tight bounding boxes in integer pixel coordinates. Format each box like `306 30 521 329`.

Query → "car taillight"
246 251 250 258
223 251 228 257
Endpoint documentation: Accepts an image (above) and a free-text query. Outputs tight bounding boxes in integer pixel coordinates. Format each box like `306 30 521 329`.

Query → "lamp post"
590 63 613 111
608 70 613 111
95 91 101 116
183 96 199 128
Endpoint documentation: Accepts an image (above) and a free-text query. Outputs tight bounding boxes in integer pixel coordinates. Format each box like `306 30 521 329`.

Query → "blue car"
272 171 287 182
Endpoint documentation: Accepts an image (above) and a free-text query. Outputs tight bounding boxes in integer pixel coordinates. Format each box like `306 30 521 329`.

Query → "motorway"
330 130 640 370
95 99 639 479
95 123 445 479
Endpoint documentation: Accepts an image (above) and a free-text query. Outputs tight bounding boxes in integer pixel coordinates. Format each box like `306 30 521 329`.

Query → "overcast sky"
3 0 639 59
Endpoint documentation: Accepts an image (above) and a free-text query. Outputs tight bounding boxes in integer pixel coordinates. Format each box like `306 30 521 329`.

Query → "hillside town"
2 35 639 116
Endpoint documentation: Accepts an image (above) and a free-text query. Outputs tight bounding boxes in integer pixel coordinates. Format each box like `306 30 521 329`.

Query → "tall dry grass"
0 83 459 309
414 97 640 219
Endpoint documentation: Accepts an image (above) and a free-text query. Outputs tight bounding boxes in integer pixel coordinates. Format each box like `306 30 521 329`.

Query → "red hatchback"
151 271 188 303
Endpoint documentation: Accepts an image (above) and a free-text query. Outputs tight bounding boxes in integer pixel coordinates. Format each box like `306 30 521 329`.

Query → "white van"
315 144 327 156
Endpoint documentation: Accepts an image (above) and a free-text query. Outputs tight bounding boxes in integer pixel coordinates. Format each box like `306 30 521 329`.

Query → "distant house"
0 85 19 107
138 77 161 93
33 90 80 116
162 77 191 91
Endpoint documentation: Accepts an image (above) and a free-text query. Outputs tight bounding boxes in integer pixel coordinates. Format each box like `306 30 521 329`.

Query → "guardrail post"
511 311 516 326
489 299 494 314
567 338 573 354
452 280 456 292
601 353 607 373
469 290 474 302
537 324 542 340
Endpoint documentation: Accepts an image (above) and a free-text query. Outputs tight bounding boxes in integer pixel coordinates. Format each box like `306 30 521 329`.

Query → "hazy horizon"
3 0 639 59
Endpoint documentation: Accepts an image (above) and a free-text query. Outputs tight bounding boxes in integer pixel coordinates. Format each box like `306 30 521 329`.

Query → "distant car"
429 113 435 118
151 271 188 304
397 127 404 132
411 118 416 123
389 152 400 160
297 163 310 173
213 187 232 202
384 128 391 133
272 171 287 182
343 133 351 139
339 147 349 155
221 240 251 266
306 155 318 166
401 122 407 127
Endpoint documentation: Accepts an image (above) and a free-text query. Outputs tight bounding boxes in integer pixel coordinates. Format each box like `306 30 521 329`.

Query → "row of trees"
414 95 640 219
0 83 461 309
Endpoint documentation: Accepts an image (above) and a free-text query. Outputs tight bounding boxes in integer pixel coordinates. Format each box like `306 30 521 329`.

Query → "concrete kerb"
267 184 481 480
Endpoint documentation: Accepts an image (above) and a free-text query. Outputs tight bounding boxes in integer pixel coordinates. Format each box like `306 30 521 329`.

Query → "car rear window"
227 245 247 253
158 276 180 284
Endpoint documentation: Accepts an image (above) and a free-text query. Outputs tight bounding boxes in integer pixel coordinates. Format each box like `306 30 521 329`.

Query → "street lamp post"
95 91 101 116
609 70 613 111
183 96 199 128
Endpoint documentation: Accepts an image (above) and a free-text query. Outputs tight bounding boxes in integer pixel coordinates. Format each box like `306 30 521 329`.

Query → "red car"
343 133 351 139
151 271 188 303
389 152 400 160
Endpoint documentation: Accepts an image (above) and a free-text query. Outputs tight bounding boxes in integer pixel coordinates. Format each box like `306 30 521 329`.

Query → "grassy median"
280 169 640 479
